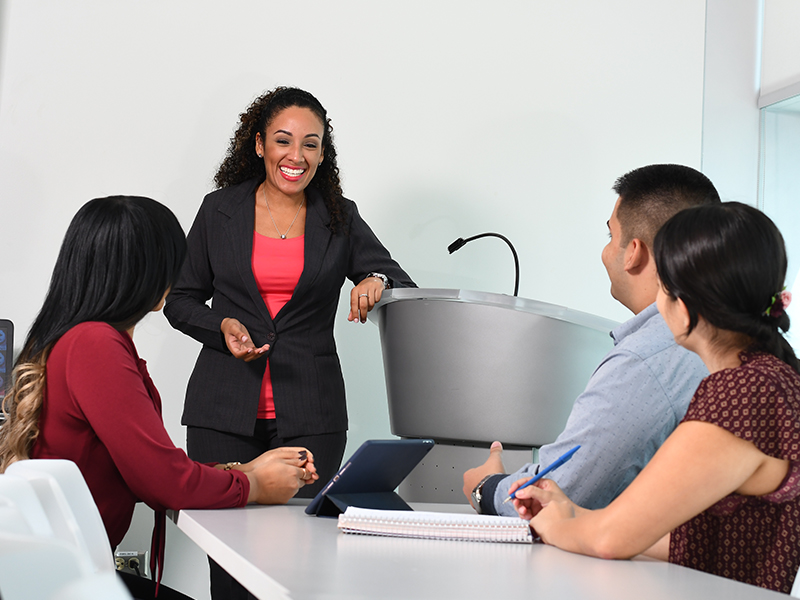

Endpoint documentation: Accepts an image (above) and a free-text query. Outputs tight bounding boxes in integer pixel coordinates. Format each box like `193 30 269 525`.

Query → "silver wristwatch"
367 272 391 289
471 474 495 514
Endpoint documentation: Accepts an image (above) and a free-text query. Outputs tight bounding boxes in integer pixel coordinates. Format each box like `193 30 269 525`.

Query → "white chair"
6 459 115 575
0 473 56 538
0 460 132 599
0 528 86 600
51 571 134 600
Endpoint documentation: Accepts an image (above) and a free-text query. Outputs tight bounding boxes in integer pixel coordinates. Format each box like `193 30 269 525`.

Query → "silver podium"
369 289 617 503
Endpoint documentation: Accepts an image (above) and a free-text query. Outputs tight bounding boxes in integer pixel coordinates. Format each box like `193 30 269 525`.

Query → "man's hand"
462 441 506 510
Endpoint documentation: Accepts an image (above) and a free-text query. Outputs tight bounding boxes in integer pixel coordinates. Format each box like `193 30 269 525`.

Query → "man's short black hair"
613 164 721 248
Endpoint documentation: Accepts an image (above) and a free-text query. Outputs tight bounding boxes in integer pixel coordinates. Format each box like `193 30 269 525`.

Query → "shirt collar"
609 302 659 346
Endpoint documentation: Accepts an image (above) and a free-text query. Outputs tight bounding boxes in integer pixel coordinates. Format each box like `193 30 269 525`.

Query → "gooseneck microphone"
447 232 520 296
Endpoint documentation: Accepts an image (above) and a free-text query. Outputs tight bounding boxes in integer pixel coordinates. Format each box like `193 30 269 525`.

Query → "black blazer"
164 178 415 438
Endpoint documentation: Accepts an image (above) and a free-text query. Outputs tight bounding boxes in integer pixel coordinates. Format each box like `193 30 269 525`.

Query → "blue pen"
502 445 581 504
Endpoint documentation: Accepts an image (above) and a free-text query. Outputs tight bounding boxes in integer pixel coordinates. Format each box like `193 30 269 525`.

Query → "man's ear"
623 238 648 273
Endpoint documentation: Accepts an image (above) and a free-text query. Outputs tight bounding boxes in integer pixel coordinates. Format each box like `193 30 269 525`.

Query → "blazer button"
267 332 276 341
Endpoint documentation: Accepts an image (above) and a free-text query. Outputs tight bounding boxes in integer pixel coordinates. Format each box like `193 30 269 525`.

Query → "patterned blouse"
668 351 800 593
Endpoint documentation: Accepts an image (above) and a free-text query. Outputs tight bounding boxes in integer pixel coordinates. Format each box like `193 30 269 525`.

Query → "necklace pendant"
281 234 286 239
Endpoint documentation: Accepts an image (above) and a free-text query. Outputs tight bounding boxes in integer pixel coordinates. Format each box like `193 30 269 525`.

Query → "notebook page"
338 507 533 543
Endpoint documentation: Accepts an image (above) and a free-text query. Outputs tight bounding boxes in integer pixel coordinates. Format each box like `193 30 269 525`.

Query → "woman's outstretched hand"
221 317 269 362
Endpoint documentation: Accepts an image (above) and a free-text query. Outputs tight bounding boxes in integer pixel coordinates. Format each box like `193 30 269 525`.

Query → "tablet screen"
305 438 434 515
0 320 13 403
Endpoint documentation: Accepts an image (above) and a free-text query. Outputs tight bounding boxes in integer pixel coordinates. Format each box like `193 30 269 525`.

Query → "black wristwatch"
471 474 495 514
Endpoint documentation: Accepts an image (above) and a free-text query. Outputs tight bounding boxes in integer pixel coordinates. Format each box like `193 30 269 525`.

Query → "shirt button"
267 332 276 341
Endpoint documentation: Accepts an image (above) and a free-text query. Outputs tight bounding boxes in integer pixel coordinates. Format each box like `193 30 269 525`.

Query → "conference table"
172 500 787 600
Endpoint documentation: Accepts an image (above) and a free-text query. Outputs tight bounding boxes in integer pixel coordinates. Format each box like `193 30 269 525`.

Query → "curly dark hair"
214 87 346 232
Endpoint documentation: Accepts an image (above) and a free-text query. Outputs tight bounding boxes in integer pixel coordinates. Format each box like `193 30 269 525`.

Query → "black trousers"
187 420 347 600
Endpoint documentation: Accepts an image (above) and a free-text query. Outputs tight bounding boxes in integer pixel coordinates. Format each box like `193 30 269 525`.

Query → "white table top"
172 500 786 600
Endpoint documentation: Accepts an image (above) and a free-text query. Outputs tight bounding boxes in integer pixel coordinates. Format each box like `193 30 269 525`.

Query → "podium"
369 289 617 502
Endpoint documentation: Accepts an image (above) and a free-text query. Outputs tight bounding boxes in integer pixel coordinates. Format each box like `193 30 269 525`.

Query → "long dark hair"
214 86 346 232
654 202 798 372
0 196 187 470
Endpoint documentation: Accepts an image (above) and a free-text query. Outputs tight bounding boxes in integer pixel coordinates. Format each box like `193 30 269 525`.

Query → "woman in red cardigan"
0 196 317 599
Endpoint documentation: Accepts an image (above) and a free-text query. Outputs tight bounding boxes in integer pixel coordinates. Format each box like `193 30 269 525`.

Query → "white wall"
1 1 712 597
701 0 762 205
761 0 800 96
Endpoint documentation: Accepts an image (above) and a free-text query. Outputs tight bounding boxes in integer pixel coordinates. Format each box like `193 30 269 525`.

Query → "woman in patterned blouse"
511 202 800 593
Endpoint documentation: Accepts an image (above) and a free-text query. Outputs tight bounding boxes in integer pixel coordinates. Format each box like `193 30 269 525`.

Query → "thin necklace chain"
262 185 304 239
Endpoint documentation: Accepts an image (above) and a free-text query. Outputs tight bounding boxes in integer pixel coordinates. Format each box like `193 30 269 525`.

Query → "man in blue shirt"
464 164 720 517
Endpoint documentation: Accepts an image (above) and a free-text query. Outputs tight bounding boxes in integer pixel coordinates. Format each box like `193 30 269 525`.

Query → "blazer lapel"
274 187 332 320
220 179 275 327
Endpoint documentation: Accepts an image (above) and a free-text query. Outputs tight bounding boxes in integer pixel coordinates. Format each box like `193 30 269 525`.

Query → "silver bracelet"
367 272 390 289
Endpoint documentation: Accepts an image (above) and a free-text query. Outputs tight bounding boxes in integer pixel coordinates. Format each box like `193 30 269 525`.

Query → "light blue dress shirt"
489 303 708 516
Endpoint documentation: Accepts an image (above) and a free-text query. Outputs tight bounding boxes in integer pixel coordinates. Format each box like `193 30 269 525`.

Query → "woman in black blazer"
165 87 415 599
165 88 415 478
166 86 415 477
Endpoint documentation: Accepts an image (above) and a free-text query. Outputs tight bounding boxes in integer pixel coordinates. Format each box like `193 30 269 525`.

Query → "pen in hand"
502 445 581 504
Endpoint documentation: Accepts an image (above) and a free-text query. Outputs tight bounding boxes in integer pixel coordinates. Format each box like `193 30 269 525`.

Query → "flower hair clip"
764 288 792 318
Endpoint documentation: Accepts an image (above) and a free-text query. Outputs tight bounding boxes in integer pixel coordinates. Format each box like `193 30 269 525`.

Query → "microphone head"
448 238 466 254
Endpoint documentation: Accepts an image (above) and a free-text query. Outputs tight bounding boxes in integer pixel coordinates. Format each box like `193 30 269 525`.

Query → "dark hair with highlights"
0 196 187 470
613 164 720 248
654 201 798 373
214 86 346 232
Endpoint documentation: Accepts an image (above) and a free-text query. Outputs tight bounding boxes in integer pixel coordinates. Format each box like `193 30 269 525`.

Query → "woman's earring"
257 153 263 158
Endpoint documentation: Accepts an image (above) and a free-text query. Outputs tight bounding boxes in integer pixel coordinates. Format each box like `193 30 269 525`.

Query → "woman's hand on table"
247 447 316 474
241 447 319 504
509 477 574 519
348 276 386 323
511 478 580 542
221 317 269 362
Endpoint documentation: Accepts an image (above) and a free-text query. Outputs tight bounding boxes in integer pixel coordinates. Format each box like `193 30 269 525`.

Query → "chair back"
0 468 132 599
5 459 115 574
51 571 133 600
0 474 55 537
0 528 87 600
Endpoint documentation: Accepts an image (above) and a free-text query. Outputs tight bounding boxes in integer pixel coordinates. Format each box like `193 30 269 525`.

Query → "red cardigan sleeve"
59 323 249 511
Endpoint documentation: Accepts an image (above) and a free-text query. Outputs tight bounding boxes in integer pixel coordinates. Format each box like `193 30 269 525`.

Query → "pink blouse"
251 232 304 418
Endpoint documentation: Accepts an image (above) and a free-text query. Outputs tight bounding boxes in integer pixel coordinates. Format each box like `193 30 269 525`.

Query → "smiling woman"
163 86 416 600
253 105 322 240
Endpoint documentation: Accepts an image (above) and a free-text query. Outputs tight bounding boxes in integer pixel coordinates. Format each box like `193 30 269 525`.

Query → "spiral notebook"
337 507 533 544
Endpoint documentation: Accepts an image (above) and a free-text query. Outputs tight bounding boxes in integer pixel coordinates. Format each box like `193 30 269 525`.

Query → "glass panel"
760 95 800 352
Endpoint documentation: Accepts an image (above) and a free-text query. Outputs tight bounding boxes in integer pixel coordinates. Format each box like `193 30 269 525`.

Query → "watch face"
471 480 486 513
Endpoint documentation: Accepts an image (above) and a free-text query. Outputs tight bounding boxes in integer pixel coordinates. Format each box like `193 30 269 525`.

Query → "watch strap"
471 474 496 514
367 272 390 289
